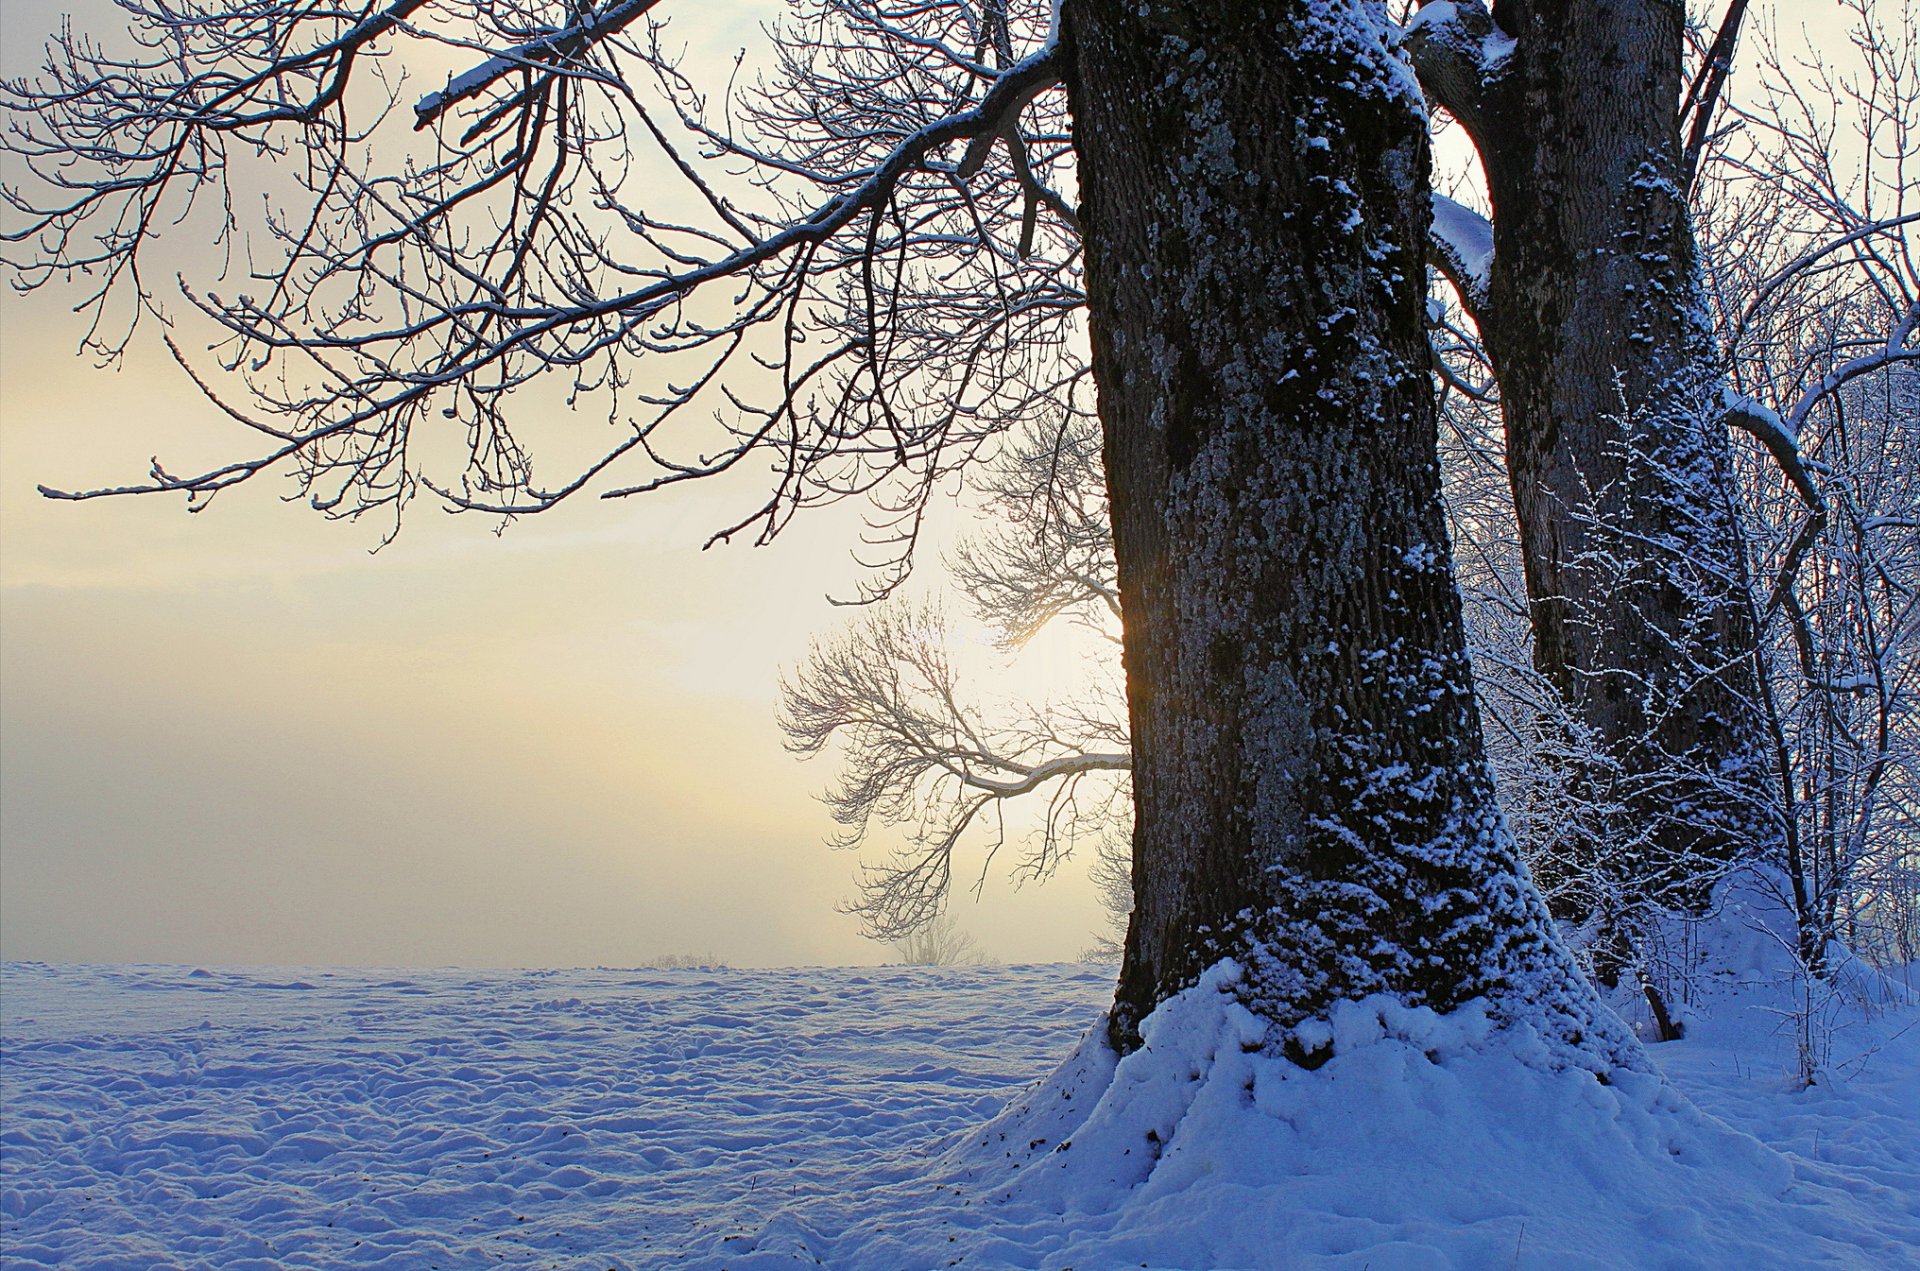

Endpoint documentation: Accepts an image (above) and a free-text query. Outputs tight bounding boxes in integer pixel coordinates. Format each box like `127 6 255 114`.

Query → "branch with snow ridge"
413 0 669 130
1721 392 1822 513
1428 193 1493 321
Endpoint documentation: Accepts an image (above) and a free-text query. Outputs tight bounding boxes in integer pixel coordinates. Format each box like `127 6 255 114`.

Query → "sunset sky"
0 0 1110 969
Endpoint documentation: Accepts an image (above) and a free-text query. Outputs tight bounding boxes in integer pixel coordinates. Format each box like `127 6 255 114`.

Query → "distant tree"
780 417 1128 941
1078 826 1133 962
643 951 730 970
3 0 1631 1065
889 910 990 966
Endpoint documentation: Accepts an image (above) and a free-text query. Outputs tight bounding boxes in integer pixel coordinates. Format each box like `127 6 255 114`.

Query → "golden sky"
0 0 1109 969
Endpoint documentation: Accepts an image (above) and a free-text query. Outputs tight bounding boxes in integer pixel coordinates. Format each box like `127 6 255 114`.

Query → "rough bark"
1410 0 1774 944
1061 0 1610 1058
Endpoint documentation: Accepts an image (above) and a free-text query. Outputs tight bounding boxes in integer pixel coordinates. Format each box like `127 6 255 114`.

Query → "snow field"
3 907 1916 1270
2 962 1109 1269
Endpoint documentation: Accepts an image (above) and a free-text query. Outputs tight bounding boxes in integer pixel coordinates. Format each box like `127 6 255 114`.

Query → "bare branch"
1680 0 1751 193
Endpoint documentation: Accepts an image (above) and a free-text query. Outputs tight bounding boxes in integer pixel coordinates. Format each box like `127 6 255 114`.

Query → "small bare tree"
780 418 1129 941
890 910 990 966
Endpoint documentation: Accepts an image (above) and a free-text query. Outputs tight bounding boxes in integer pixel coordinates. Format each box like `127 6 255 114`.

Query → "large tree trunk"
1411 1 1774 953
1061 0 1612 1058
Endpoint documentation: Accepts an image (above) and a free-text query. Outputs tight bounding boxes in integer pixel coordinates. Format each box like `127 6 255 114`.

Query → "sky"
0 0 1111 969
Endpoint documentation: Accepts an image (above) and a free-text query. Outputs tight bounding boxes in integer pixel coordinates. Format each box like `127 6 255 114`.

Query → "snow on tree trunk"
1061 0 1621 1062
1419 1 1775 948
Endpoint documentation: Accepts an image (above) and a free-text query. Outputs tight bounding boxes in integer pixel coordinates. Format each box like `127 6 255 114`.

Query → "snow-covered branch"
1427 192 1493 320
412 0 670 129
1721 393 1821 512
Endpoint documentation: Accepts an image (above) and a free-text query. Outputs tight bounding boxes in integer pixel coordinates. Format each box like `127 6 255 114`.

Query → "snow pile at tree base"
718 952 1913 1269
904 968 1866 1268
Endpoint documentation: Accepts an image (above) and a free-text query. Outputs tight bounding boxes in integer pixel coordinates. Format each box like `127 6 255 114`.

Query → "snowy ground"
4 922 1916 1269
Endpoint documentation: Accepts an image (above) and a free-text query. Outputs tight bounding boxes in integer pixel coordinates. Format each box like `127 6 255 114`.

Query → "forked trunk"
1062 0 1607 1055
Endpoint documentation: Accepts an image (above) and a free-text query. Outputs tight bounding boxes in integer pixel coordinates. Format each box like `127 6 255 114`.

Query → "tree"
780 417 1130 941
4 0 1633 1065
890 909 990 965
1700 0 1920 971
785 0 1919 1003
779 0 1828 982
1402 1 1789 964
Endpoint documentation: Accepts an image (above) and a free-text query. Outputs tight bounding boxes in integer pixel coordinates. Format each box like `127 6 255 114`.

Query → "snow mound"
1607 866 1917 1050
712 960 1912 1268
876 962 1889 1270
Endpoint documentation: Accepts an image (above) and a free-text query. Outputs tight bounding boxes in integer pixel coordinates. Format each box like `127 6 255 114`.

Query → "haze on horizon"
0 0 1110 971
